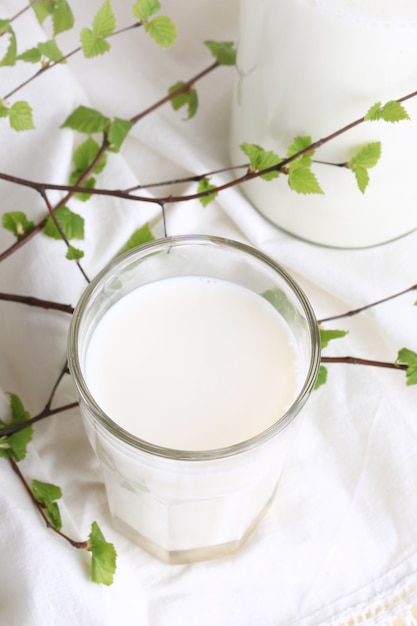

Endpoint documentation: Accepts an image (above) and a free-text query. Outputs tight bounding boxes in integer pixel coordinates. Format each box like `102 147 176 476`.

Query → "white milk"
85 275 299 450
230 0 417 247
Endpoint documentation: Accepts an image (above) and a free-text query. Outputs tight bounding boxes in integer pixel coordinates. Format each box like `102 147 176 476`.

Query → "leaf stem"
0 292 74 314
321 355 407 371
318 283 417 323
8 456 88 549
0 401 79 437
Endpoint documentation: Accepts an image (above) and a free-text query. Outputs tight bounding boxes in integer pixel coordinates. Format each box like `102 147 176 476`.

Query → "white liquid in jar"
84 276 300 451
230 0 417 247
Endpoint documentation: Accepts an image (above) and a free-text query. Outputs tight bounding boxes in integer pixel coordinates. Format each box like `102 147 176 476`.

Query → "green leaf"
32 1 54 25
69 137 106 200
144 16 177 48
44 206 84 240
349 142 381 169
33 0 74 35
80 28 111 57
69 173 96 201
314 365 328 390
365 100 410 123
66 245 85 260
93 0 116 36
320 328 348 349
396 348 417 386
17 47 42 64
80 0 115 57
9 101 35 131
0 22 17 66
0 100 9 118
2 211 35 238
132 0 161 21
52 0 75 35
37 39 65 63
349 142 381 193
73 137 107 174
61 105 110 134
287 135 314 166
88 522 117 586
118 223 154 254
352 165 369 194
240 142 281 180
108 118 133 152
288 166 323 195
197 178 217 207
168 81 198 119
32 480 63 530
204 40 236 66
0 393 33 462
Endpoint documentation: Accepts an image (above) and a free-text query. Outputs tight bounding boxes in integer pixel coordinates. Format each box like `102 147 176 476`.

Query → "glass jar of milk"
68 235 320 563
230 0 417 247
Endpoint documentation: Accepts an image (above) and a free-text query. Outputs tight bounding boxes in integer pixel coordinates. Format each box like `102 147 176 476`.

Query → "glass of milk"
68 235 320 563
230 0 417 247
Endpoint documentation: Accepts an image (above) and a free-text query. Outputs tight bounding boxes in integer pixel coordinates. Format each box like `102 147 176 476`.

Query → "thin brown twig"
8 456 87 549
0 292 74 314
0 401 79 437
321 355 407 371
318 283 417 323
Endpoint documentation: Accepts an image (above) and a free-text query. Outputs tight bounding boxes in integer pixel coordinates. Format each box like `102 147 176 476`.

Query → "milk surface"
230 0 417 247
85 276 299 451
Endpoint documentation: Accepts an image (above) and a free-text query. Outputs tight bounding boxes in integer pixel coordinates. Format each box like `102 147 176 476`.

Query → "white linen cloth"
1 1 417 624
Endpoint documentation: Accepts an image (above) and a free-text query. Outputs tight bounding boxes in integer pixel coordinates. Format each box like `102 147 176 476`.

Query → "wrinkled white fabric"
1 2 417 625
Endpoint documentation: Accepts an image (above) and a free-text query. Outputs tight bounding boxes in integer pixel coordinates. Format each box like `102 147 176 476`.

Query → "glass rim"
67 234 321 461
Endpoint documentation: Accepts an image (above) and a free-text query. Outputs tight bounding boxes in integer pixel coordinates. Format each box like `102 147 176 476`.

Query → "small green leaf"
396 348 417 386
73 137 107 173
197 178 217 207
17 47 42 64
108 118 133 152
0 100 9 118
32 480 63 530
314 365 328 390
80 28 110 58
9 101 35 131
168 81 198 119
37 39 65 63
118 223 154 254
0 22 17 66
204 40 236 66
88 522 117 586
287 135 314 166
288 166 324 195
44 206 84 240
93 0 116 36
33 0 74 35
69 173 96 201
365 100 410 123
320 328 348 349
0 393 33 462
240 142 281 180
349 142 381 193
32 1 55 25
352 165 369 194
66 245 85 260
2 212 35 238
144 16 177 48
350 142 381 170
61 105 110 134
132 0 161 21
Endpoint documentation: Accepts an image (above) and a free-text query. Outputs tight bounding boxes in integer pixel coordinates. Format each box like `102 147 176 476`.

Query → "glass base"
111 492 275 564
